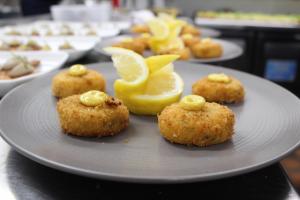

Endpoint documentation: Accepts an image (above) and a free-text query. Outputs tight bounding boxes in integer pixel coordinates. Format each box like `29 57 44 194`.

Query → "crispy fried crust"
158 102 235 147
134 37 150 50
191 42 223 59
180 24 201 37
192 76 245 103
112 40 145 55
130 24 150 34
181 36 201 48
52 69 106 98
57 95 129 137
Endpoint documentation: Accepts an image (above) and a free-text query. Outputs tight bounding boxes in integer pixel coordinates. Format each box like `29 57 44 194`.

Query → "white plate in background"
0 21 120 38
0 36 100 62
0 51 68 96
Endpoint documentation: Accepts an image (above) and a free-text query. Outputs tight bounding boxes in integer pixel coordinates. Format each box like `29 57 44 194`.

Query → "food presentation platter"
1 62 300 183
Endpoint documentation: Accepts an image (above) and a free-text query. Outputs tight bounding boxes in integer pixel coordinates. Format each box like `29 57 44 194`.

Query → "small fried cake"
158 95 235 147
181 34 201 48
180 24 201 37
130 24 150 34
112 38 145 55
57 91 129 137
52 64 106 98
191 38 223 59
192 73 245 103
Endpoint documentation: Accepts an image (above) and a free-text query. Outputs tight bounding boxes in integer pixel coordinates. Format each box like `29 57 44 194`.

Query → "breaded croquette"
112 39 145 55
57 92 129 137
191 38 223 59
130 24 150 34
52 64 106 98
157 47 191 60
180 24 201 37
181 34 201 48
158 97 235 147
134 33 151 49
192 73 245 103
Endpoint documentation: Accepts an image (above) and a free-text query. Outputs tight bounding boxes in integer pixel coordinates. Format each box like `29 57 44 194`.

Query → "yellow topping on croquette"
68 64 87 76
179 95 206 111
208 73 231 83
80 90 107 107
201 38 212 44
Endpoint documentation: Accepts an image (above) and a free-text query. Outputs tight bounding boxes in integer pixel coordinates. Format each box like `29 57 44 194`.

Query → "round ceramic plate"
0 62 300 184
95 35 242 63
122 27 221 38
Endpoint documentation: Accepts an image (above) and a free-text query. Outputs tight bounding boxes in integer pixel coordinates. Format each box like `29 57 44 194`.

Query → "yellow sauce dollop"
208 73 231 83
68 64 87 76
80 90 108 107
179 95 206 111
201 38 212 44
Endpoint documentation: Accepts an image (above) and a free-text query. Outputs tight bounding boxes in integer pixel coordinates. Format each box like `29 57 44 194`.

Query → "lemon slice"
147 19 169 40
115 65 184 115
103 47 149 91
168 20 185 39
166 37 184 50
145 54 179 73
157 13 175 22
149 36 184 53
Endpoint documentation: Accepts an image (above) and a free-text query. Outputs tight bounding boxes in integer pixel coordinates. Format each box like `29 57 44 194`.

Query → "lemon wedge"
103 47 149 92
145 54 179 73
115 65 184 115
157 13 175 22
147 19 169 40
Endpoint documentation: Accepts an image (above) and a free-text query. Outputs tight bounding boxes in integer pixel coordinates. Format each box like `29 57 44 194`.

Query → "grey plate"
1 62 300 184
122 27 221 38
95 35 243 63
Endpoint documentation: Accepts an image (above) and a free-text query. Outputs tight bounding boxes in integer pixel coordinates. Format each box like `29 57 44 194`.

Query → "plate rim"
0 61 300 184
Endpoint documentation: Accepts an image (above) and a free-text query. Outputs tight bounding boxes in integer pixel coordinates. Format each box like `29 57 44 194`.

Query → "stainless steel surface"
0 139 298 199
1 62 300 184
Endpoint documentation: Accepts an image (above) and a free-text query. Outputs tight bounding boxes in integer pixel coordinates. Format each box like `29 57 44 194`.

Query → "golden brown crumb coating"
181 36 201 48
52 69 106 98
157 47 191 60
192 76 245 103
130 24 150 34
180 24 201 37
57 95 129 137
158 102 235 147
191 41 223 59
112 40 145 55
134 37 150 50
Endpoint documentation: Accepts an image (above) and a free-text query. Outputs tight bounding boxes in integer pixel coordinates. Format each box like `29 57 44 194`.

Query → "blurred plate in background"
0 51 68 96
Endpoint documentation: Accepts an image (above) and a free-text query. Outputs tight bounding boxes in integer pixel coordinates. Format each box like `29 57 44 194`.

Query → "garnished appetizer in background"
0 55 40 80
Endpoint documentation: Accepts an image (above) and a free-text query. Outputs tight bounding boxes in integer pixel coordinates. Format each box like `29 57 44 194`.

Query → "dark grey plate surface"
95 35 243 63
0 62 300 183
